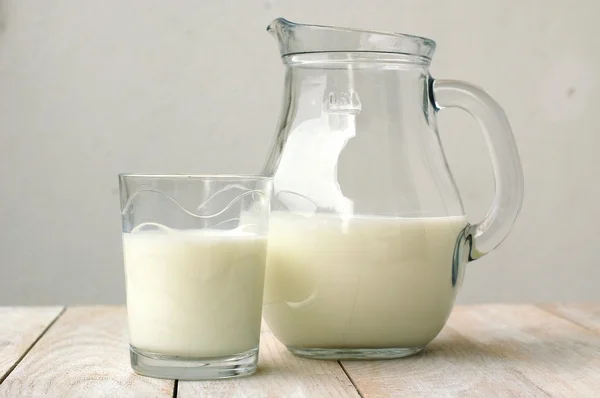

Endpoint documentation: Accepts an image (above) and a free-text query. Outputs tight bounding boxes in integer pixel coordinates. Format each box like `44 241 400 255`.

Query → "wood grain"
0 307 174 397
445 304 600 396
539 303 600 334
0 307 63 382
178 325 360 397
3 305 600 397
340 322 546 397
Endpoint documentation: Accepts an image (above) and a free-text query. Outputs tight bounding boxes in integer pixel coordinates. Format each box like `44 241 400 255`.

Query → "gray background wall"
0 0 598 305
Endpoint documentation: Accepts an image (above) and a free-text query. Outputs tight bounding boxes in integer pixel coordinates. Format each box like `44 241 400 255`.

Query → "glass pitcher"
262 18 524 359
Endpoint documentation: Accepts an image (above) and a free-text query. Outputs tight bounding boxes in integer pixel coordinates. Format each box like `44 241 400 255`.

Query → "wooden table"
0 305 599 397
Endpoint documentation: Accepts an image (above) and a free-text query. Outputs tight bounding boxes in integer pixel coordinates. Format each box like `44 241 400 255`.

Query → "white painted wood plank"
0 307 174 397
445 304 600 396
340 320 546 397
178 324 360 397
0 307 63 382
540 303 600 334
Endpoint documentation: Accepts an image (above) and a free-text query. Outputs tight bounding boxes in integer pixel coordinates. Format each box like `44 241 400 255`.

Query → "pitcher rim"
268 18 436 59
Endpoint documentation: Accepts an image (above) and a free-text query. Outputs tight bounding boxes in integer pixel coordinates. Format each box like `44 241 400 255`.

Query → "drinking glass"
119 174 272 380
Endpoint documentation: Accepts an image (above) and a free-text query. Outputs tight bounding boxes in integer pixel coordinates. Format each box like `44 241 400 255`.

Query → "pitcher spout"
266 17 294 37
267 18 297 57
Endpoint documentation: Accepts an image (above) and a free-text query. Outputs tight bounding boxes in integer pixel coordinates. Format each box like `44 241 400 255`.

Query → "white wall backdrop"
0 0 598 304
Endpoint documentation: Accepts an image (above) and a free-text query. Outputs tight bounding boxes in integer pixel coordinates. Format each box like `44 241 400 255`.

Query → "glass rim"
118 173 272 181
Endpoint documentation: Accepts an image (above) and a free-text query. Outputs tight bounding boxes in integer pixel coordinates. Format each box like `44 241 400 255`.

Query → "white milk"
123 229 267 358
263 213 468 349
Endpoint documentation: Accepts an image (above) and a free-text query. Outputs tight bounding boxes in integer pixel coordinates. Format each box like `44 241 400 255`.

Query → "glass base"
130 346 259 380
287 346 425 360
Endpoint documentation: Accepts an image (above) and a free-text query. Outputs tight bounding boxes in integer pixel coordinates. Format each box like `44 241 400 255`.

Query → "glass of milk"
119 174 271 380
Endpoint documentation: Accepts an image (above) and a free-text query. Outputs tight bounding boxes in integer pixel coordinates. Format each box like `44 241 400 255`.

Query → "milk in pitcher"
263 213 467 350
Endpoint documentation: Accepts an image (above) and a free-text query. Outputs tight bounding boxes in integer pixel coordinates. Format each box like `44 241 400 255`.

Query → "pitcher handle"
431 79 524 259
